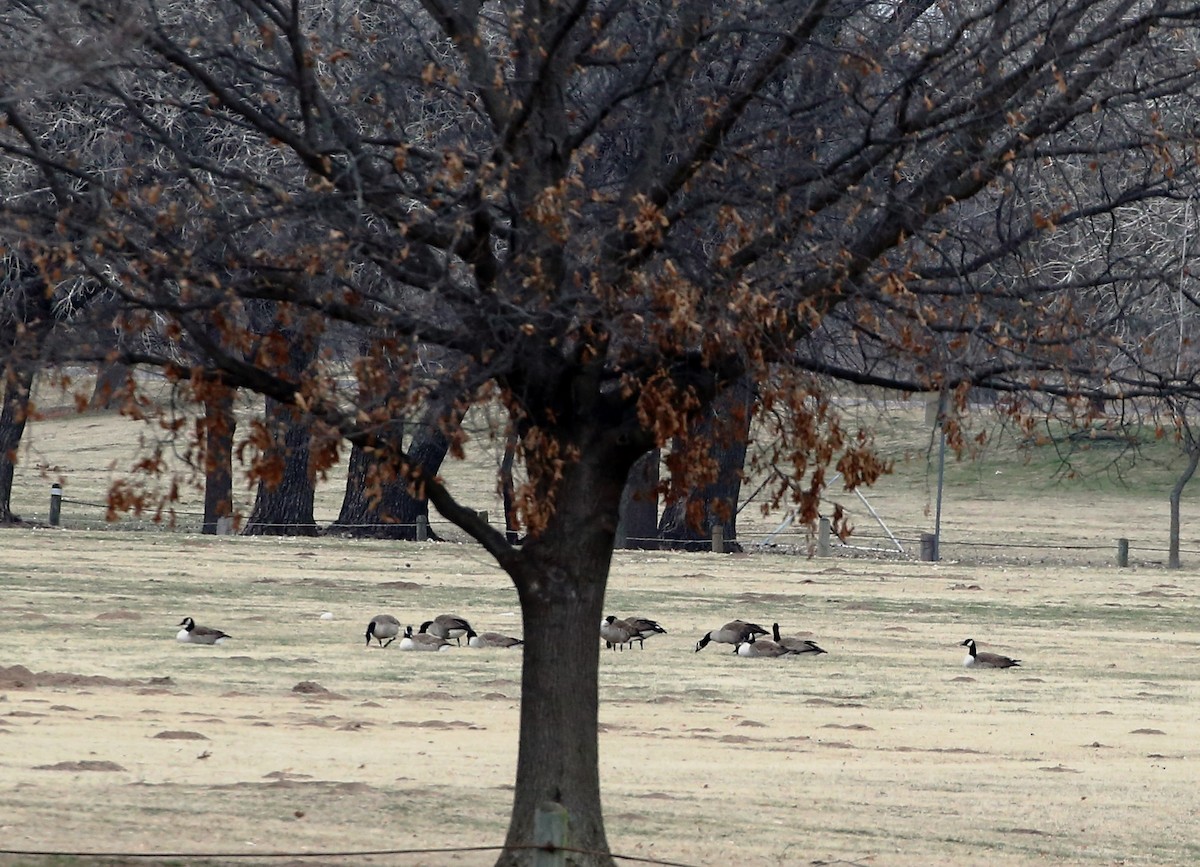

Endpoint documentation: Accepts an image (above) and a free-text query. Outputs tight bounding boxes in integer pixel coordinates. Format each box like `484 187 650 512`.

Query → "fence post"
533 801 569 867
49 483 62 526
817 517 831 557
416 515 428 542
711 525 725 554
1116 538 1129 568
216 516 233 536
478 510 489 524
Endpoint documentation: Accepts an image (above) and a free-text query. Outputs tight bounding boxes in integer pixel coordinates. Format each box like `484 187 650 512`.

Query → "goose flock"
174 612 1020 669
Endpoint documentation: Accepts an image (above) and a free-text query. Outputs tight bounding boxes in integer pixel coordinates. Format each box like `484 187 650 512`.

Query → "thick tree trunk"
201 384 236 534
617 449 659 549
1168 445 1200 568
0 365 35 525
496 435 638 867
89 360 132 410
657 377 752 551
329 412 451 539
243 396 317 536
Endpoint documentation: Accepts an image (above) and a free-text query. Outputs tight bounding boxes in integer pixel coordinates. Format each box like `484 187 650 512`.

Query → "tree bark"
617 449 659 549
89 360 132 410
200 383 236 534
329 409 452 539
1168 444 1200 568
500 432 521 544
0 365 35 525
495 431 639 867
243 396 318 536
657 377 753 551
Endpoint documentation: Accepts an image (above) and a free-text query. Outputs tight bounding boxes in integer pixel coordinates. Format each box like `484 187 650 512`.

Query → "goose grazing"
772 623 827 656
625 616 667 650
399 625 452 651
419 614 472 645
176 617 231 646
694 619 769 653
466 628 523 649
365 613 401 647
600 615 637 651
736 636 794 658
960 638 1020 669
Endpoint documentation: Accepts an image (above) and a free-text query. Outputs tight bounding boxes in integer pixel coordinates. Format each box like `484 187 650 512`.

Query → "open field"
2 532 1200 867
3 392 1200 866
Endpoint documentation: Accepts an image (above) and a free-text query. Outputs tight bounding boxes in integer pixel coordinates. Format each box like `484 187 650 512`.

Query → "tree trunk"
496 434 638 867
243 396 317 536
1168 444 1200 568
89 360 132 410
617 449 659 549
657 377 752 551
501 432 521 543
0 365 35 525
329 411 452 539
201 384 236 534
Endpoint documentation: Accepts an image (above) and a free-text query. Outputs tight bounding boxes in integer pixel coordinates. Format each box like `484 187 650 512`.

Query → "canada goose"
419 614 472 645
399 625 452 651
625 616 667 649
736 636 794 658
960 638 1020 669
466 628 523 649
600 615 637 651
695 619 769 653
772 623 827 655
365 613 401 647
176 617 230 646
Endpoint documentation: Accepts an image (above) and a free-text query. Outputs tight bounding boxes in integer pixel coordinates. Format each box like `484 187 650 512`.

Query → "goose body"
625 616 667 649
176 617 230 646
466 628 523 649
736 637 794 658
365 614 401 647
600 615 637 651
772 623 827 655
400 625 452 651
695 619 768 653
960 638 1020 669
419 614 472 645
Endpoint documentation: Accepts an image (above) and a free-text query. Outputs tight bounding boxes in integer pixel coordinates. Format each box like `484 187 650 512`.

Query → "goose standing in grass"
600 615 637 651
419 614 472 645
772 623 827 656
960 638 1020 669
625 616 667 650
176 617 231 645
735 635 795 658
694 619 768 653
399 625 452 651
466 628 524 649
365 614 401 648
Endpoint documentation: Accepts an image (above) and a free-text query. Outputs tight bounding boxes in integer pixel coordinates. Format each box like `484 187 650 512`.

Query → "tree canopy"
6 0 1200 863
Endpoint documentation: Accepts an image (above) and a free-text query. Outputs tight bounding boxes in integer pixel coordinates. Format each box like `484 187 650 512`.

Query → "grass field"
2 390 1200 866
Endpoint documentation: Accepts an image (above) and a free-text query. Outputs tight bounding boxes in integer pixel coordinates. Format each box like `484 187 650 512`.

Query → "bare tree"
6 1 1200 864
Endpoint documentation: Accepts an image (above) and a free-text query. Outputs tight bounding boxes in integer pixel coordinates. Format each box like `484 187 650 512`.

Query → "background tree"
7 2 1200 865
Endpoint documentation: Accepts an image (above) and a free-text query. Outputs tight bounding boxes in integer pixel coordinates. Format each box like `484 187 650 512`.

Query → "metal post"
49 483 62 526
932 428 945 562
416 515 428 542
817 517 831 557
711 525 725 554
1116 538 1130 568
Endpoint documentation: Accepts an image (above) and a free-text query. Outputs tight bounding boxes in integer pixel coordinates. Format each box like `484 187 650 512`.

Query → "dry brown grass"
2 396 1199 866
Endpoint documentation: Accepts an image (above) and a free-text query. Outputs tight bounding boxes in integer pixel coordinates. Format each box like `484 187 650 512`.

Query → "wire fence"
35 492 1199 571
0 844 873 867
